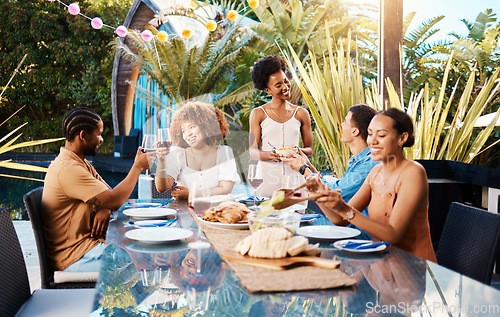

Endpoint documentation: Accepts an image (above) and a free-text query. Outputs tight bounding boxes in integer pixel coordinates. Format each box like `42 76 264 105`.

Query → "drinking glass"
141 134 156 178
140 268 160 287
247 164 263 208
186 280 211 314
188 183 211 249
157 128 172 150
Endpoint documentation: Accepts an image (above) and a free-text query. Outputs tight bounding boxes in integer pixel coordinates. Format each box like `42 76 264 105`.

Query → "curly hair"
251 55 287 90
170 102 229 148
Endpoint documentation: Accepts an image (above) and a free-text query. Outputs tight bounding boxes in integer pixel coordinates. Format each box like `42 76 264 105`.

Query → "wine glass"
157 128 172 150
247 164 263 208
188 183 211 249
141 134 156 178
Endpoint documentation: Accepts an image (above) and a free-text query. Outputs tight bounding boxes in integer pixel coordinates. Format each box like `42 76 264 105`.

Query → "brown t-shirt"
42 147 110 270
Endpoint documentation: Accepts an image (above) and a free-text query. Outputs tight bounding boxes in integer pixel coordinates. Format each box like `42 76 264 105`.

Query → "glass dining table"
89 199 500 316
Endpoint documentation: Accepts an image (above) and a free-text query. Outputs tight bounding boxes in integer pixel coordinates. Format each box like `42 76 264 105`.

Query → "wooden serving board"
221 252 341 271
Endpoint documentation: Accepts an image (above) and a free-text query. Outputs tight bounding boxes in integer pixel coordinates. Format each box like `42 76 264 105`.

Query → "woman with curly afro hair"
249 55 313 197
155 102 240 199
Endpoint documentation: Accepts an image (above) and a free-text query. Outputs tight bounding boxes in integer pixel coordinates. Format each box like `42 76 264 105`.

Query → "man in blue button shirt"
283 104 378 237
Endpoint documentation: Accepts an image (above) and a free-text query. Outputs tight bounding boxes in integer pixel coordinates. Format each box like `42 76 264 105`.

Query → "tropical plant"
402 13 450 101
0 106 64 181
0 0 131 151
449 9 500 86
284 33 380 177
114 3 260 109
387 55 500 163
1 56 64 181
286 32 500 176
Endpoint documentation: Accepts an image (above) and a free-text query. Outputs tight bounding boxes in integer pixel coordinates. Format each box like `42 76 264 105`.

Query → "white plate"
333 239 388 253
123 207 177 220
126 241 189 253
282 205 307 213
199 218 249 230
296 225 360 240
129 220 177 228
125 227 193 244
126 202 163 208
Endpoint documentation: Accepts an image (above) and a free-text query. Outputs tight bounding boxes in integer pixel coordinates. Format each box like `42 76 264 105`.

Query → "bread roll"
286 236 308 256
235 227 319 258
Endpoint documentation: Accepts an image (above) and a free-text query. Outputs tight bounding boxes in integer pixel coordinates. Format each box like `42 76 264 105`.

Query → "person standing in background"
249 55 313 197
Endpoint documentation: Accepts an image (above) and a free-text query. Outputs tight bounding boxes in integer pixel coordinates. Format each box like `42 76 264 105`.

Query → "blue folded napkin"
127 202 169 208
343 241 390 250
128 219 176 228
301 214 321 221
244 196 266 201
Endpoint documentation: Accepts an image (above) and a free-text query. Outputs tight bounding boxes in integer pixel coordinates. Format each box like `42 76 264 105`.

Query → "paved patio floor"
13 220 41 291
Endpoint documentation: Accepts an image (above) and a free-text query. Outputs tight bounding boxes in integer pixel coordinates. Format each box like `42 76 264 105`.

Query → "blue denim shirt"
326 147 379 239
327 146 379 202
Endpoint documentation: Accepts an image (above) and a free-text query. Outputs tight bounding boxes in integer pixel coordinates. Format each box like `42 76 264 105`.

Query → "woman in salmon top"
312 108 436 262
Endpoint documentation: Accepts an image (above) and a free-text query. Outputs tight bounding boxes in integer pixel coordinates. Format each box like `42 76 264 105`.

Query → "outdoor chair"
114 128 139 158
23 187 97 289
436 202 500 285
0 206 95 317
151 177 175 199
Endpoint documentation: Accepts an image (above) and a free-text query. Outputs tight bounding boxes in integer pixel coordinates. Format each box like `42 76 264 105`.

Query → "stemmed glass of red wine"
157 128 172 150
247 164 263 209
141 134 156 179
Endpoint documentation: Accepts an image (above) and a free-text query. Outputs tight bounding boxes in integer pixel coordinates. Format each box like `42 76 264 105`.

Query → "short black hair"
62 107 101 141
380 108 415 147
349 104 377 142
251 55 287 90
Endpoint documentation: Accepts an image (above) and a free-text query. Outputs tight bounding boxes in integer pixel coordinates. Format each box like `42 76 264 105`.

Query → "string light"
47 0 254 41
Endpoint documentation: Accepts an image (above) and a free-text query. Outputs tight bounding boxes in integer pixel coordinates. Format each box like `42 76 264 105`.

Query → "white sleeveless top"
164 145 240 191
256 106 305 197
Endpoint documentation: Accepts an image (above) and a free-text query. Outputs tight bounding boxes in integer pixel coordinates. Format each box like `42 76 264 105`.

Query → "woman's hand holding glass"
141 134 157 178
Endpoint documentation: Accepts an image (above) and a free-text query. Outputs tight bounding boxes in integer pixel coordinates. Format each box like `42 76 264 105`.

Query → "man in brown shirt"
43 107 151 271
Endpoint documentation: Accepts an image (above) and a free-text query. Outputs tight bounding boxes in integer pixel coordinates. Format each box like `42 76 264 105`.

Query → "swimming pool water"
0 167 135 220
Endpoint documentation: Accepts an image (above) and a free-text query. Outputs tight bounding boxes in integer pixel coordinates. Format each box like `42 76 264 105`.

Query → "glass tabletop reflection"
90 199 500 317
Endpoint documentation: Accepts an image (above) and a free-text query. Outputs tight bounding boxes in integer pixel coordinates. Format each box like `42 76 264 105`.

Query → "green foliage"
404 9 500 113
114 15 260 107
285 34 380 177
0 0 131 151
389 58 500 163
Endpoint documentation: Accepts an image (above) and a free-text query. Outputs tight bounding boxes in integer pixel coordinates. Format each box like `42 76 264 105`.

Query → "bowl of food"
247 210 301 234
275 147 295 158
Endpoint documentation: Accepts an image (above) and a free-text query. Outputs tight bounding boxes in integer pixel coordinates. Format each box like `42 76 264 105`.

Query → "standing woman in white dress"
155 102 240 199
249 55 313 197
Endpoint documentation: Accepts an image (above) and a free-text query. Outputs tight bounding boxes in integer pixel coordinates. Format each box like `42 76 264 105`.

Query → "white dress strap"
260 106 270 117
292 106 299 117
